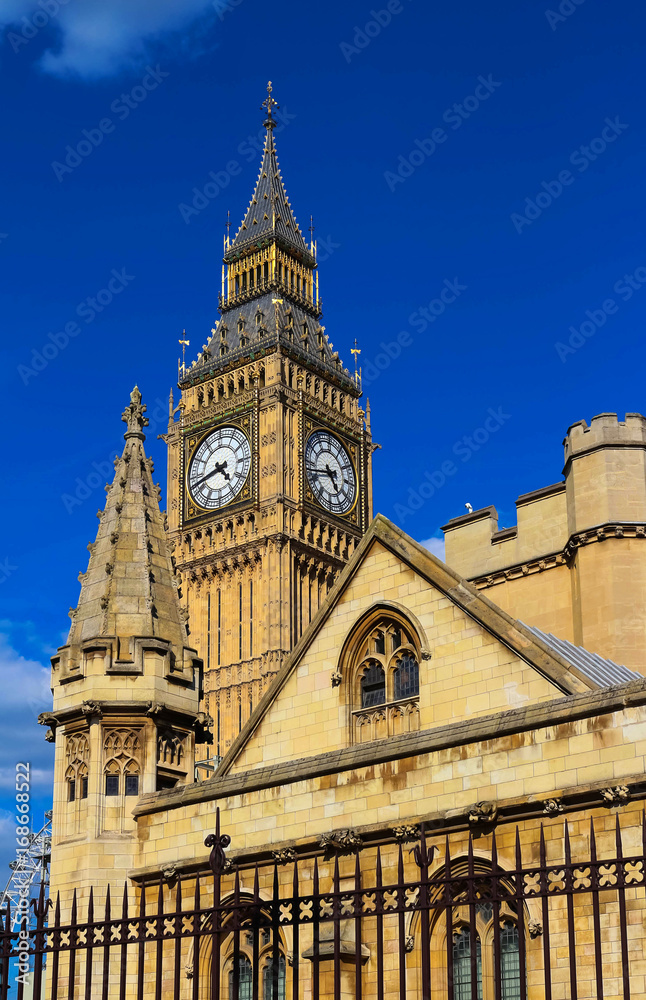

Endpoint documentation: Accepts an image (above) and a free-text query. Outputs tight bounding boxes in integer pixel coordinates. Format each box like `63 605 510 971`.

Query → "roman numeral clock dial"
305 430 357 516
187 426 251 510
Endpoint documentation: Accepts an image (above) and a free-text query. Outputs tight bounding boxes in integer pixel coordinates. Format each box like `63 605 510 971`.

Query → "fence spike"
564 819 572 866
539 823 546 868
589 817 597 863
615 813 624 859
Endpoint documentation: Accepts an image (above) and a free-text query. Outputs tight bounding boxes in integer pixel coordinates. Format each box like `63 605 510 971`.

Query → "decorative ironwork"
205 808 231 875
2 809 645 1000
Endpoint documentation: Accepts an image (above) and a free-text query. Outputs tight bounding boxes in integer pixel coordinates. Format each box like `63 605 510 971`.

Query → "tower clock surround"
164 83 374 759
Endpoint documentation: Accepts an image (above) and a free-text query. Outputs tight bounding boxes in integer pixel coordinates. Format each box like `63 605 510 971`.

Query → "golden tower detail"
165 85 374 761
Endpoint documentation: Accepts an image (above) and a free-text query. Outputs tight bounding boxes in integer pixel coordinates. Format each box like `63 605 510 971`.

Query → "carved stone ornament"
421 651 432 660
272 848 297 865
331 670 342 687
37 712 58 730
405 935 415 953
542 799 563 815
319 829 363 853
146 702 164 717
392 824 419 844
162 864 177 882
122 385 149 437
81 701 102 718
44 729 55 744
468 801 498 826
600 785 630 805
528 920 543 939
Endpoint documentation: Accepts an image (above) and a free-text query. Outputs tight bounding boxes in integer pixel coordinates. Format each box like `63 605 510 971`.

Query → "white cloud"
421 536 445 562
1 0 218 78
0 635 54 790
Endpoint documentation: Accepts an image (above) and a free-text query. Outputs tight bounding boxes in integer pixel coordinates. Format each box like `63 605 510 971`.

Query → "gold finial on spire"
351 339 362 388
261 80 279 130
178 332 190 379
309 214 317 257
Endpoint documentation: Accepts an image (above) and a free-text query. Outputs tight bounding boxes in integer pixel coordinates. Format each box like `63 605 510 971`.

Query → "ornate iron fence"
1 810 644 999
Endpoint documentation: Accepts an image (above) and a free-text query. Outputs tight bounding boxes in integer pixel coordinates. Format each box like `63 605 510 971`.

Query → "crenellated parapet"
442 413 646 673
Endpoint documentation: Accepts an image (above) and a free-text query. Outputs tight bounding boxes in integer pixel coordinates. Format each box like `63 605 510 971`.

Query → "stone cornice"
133 678 646 818
127 773 646 883
471 520 646 589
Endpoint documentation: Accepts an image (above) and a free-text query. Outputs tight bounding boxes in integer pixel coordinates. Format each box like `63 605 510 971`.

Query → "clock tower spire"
165 84 374 762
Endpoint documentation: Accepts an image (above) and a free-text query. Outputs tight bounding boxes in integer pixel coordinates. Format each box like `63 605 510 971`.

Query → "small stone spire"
57 387 197 677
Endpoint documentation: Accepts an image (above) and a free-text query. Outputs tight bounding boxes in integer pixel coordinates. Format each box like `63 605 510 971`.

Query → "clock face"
188 426 251 510
305 430 356 515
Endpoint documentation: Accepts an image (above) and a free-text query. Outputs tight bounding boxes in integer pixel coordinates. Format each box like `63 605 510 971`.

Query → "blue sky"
1 0 645 876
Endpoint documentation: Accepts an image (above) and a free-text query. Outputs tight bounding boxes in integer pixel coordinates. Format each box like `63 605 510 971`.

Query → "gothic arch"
405 851 541 1000
337 602 428 742
190 890 289 1000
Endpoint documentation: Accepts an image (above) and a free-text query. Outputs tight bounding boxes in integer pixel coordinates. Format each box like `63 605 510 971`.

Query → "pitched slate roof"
521 624 641 688
181 292 358 393
229 128 309 257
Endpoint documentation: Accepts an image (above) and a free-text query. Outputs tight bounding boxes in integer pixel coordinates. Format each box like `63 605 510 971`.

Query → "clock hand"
325 463 338 487
192 460 230 490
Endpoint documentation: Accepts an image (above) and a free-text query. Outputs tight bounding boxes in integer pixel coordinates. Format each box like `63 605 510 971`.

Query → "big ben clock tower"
165 85 374 759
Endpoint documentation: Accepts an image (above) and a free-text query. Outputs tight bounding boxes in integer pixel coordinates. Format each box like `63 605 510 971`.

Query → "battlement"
564 412 646 469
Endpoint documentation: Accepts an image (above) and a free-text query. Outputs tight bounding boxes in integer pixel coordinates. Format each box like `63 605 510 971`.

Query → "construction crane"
0 812 52 927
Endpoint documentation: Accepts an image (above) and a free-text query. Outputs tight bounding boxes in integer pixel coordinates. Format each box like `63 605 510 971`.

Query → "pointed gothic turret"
46 389 206 903
58 386 193 670
229 85 309 256
180 83 359 395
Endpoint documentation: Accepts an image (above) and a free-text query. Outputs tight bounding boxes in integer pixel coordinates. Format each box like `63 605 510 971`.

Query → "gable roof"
218 514 604 777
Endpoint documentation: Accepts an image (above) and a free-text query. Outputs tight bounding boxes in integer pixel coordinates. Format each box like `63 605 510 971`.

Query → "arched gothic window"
221 921 286 1000
451 908 521 1000
342 609 424 743
262 955 286 1000
360 661 386 707
65 733 90 803
103 729 141 798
